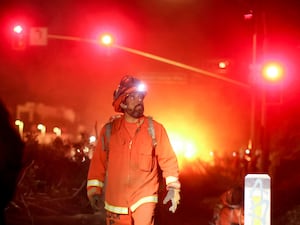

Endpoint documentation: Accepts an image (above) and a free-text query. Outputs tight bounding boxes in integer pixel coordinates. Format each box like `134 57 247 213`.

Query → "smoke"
17 102 76 124
35 103 76 123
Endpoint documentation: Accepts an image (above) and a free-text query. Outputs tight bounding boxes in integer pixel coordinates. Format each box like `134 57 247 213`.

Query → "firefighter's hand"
89 194 103 212
163 187 180 213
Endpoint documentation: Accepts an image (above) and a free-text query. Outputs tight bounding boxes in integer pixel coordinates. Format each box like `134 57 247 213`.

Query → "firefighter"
87 75 180 225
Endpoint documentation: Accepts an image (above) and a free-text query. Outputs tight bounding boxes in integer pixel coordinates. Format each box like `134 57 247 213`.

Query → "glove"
163 187 180 213
89 194 103 212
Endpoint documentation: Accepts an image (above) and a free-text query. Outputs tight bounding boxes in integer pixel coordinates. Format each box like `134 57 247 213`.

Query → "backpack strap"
147 116 157 149
101 114 122 152
101 122 112 152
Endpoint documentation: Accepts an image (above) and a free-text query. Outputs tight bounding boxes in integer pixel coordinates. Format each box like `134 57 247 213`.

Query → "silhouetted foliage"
8 134 94 220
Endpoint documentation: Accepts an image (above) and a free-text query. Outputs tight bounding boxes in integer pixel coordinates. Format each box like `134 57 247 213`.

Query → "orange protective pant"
106 202 156 225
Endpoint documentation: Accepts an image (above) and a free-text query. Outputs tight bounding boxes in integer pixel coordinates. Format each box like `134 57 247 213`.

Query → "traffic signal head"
11 24 27 50
13 25 23 34
261 62 284 83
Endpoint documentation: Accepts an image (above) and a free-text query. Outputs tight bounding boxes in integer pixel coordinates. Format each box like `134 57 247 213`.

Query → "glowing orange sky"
1 0 300 169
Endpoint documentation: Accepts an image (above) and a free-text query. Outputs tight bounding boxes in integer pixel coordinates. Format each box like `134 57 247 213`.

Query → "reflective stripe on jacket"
105 195 158 214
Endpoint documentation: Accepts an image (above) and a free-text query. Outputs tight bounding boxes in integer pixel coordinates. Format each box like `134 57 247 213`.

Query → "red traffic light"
11 24 26 50
13 25 23 34
262 62 284 82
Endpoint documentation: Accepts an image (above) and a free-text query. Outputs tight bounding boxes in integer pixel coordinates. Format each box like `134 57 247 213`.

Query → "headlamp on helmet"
136 83 146 92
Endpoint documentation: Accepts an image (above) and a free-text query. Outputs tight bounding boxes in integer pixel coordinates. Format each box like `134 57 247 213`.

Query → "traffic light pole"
250 6 271 174
260 88 270 173
47 33 249 89
112 44 249 88
249 30 257 173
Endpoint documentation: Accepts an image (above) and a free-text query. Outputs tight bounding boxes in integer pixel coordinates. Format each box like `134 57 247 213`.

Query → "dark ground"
4 160 231 225
4 152 300 225
5 180 300 225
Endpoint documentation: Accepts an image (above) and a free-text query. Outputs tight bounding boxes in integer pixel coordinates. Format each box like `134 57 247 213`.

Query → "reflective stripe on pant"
106 202 156 225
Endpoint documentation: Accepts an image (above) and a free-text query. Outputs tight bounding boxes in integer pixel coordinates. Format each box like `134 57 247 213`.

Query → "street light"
53 127 62 136
37 123 46 135
100 33 114 46
15 119 24 138
218 61 229 69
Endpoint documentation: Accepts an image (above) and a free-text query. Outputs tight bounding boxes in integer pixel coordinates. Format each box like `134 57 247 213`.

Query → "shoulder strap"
101 115 122 152
101 122 113 152
147 116 157 148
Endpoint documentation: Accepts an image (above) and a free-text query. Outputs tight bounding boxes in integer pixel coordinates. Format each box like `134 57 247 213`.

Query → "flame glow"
167 129 214 170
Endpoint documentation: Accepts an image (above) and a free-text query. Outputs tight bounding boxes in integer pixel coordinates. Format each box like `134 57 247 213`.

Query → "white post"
245 174 271 225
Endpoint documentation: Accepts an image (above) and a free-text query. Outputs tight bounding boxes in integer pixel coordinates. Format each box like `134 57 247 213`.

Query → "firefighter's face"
123 92 145 118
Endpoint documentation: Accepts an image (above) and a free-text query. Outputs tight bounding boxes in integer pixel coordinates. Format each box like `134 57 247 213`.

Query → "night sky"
0 0 300 154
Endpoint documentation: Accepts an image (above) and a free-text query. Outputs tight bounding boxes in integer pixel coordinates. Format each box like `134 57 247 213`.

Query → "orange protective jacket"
87 115 179 214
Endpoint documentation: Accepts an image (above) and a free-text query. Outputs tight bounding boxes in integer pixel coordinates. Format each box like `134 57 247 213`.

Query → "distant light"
245 149 251 155
83 146 89 153
100 33 114 46
244 10 254 20
37 124 44 130
53 127 62 136
13 25 23 34
15 120 24 138
262 62 284 82
218 62 227 69
218 61 229 70
89 135 96 143
37 124 46 134
15 119 23 126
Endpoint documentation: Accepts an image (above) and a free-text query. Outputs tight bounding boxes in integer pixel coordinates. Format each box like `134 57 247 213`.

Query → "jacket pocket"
139 153 154 172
